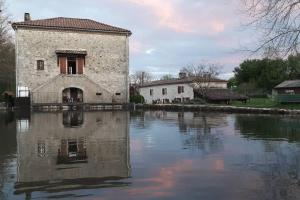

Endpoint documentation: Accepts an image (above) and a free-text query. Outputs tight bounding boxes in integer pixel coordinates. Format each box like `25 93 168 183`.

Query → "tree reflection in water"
235 114 300 200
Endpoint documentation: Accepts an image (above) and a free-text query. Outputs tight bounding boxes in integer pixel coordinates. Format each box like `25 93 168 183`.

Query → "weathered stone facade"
15 111 130 193
13 17 131 104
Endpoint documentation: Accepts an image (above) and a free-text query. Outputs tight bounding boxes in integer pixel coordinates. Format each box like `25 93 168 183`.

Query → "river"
1 111 300 200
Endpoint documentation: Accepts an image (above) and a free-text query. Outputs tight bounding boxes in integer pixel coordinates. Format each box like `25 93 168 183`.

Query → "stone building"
12 13 131 105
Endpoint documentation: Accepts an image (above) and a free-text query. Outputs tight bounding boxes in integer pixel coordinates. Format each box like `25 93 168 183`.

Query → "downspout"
15 28 19 97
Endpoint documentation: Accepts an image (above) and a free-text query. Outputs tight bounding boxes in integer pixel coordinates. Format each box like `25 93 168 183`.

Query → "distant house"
273 80 300 103
139 73 228 104
12 13 131 105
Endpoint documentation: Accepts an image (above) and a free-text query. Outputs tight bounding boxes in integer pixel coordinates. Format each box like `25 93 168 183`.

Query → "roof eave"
12 24 132 36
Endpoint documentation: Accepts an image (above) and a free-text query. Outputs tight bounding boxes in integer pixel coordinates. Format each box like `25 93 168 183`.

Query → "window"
37 60 44 70
96 93 102 96
150 89 153 96
115 93 121 96
67 57 77 74
162 88 167 95
37 142 46 157
58 56 85 75
178 86 184 94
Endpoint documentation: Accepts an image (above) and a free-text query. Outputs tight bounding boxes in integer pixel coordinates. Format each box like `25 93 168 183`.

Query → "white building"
139 75 227 104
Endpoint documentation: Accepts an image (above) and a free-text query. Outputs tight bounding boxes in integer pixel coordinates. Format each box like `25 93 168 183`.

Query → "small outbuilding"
194 89 249 104
273 80 300 103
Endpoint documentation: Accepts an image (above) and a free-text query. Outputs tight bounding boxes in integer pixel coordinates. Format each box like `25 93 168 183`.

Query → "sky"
6 0 256 80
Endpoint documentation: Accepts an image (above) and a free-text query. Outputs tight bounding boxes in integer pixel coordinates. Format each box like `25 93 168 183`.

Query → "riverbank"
232 98 300 110
136 103 300 115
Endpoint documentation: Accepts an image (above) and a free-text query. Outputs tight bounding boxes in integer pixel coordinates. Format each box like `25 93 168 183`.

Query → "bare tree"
160 74 174 80
0 0 15 92
242 0 300 57
130 71 152 86
181 63 220 97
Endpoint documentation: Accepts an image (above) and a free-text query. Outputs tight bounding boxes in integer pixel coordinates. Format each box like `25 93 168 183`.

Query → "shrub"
130 95 145 104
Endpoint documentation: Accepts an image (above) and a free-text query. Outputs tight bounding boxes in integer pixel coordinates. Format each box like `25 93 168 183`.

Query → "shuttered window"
59 57 67 74
77 57 85 74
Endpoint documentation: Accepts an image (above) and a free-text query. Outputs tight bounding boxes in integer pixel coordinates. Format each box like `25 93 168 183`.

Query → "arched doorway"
62 88 83 103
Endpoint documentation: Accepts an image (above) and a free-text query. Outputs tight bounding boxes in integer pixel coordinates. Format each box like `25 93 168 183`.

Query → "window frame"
37 60 44 70
178 86 184 94
162 88 167 95
150 89 153 96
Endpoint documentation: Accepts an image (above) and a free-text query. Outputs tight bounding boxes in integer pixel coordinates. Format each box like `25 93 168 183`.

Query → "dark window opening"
63 111 84 128
67 57 76 74
68 140 78 157
37 60 44 70
115 93 121 96
178 86 184 94
96 93 102 96
150 89 153 96
162 88 167 95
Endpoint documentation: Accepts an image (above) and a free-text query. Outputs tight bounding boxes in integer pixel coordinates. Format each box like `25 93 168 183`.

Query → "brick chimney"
24 13 31 21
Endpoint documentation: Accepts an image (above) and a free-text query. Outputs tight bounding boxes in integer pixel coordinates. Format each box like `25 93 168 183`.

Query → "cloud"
145 48 155 55
125 0 191 33
8 0 255 80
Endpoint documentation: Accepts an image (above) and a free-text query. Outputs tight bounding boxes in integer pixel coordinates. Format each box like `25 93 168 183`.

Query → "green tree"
233 58 288 93
287 55 300 79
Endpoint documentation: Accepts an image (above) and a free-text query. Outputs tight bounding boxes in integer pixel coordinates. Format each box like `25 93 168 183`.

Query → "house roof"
140 77 227 88
2 91 15 96
274 80 300 89
196 89 248 101
12 17 132 35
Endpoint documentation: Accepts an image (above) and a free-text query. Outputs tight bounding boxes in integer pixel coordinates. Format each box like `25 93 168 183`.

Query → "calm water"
1 111 300 200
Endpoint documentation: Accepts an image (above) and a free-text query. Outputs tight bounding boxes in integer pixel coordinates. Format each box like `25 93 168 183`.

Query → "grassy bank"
231 98 300 110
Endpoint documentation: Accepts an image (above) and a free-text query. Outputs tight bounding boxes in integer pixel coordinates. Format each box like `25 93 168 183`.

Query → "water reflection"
1 111 300 199
0 112 17 200
235 115 300 142
15 111 131 197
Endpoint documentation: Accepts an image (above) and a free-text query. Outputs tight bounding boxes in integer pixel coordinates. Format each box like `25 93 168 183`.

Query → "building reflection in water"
134 111 227 153
15 111 131 196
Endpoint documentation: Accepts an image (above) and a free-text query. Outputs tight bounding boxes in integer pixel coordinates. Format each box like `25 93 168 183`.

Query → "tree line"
229 55 300 96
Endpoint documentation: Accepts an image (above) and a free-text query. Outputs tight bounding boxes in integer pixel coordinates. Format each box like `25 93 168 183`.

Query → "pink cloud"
127 159 194 198
125 0 191 33
123 0 237 35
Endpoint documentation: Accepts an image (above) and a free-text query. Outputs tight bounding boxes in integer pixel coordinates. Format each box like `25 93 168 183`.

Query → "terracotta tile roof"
12 17 132 35
140 77 228 87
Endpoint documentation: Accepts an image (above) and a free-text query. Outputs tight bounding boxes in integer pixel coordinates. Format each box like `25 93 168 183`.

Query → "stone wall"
15 28 130 103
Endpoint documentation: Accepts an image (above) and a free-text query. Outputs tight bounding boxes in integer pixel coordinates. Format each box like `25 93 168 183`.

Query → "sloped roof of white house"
140 77 227 88
274 80 300 89
12 17 132 35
